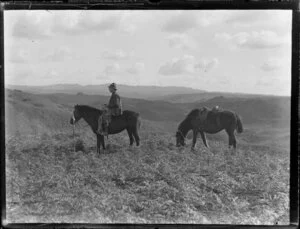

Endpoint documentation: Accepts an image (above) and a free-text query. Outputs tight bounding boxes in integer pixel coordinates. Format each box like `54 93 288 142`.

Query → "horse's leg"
96 134 101 154
232 133 237 149
191 129 198 150
132 128 140 146
200 131 209 148
100 135 106 150
226 129 234 149
126 128 134 146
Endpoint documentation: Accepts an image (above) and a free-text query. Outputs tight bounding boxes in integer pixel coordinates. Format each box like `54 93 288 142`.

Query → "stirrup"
97 129 104 135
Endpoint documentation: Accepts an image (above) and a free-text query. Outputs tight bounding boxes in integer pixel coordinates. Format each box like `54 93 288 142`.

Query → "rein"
72 116 76 153
71 115 95 153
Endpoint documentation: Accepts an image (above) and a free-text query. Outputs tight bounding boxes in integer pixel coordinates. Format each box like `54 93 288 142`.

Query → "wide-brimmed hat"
108 83 117 90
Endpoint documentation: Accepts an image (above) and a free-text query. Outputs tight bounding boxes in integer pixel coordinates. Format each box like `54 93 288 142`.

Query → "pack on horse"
176 106 243 150
70 83 141 154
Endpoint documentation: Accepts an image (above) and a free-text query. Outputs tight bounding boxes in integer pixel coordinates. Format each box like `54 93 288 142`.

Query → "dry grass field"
5 120 290 224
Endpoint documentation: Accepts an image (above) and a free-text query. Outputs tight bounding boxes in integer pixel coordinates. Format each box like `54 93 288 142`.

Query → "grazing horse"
176 107 243 149
70 105 141 154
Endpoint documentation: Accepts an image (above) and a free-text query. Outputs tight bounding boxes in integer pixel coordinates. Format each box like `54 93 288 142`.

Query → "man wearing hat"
97 83 122 136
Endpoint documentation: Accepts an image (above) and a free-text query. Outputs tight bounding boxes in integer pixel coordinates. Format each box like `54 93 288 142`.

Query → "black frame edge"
290 8 300 226
0 4 6 229
0 0 299 10
1 1 299 229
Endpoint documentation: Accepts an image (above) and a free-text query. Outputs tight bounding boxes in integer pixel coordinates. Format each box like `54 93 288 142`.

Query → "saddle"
97 108 122 136
199 106 222 128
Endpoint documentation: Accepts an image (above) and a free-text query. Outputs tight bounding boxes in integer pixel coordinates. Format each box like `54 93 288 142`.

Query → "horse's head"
176 130 185 147
70 104 82 125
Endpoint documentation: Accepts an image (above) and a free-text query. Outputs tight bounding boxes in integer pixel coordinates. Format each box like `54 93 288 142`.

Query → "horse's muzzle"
176 142 185 147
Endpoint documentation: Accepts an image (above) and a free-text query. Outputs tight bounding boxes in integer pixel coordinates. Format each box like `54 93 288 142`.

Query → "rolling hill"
149 92 276 103
5 88 290 136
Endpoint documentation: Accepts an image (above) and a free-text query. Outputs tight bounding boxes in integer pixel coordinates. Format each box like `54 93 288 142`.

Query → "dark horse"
70 105 141 154
176 107 243 149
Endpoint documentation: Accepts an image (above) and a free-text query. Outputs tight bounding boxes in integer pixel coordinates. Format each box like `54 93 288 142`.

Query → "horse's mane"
77 105 102 114
185 109 200 119
178 108 200 132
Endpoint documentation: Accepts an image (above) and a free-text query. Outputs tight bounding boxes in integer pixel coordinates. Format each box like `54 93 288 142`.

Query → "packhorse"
176 107 243 150
70 104 141 154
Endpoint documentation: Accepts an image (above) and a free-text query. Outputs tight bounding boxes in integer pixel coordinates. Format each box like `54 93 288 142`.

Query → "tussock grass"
6 127 289 224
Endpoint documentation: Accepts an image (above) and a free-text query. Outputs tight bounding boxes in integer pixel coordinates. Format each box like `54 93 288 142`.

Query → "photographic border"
1 0 299 228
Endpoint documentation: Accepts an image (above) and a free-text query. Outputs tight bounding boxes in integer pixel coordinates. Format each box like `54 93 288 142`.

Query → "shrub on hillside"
75 139 86 152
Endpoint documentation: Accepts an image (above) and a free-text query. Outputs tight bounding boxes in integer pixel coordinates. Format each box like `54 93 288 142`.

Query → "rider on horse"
97 83 122 136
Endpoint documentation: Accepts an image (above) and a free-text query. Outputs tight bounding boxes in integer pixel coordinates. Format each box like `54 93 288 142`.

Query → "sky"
4 10 292 96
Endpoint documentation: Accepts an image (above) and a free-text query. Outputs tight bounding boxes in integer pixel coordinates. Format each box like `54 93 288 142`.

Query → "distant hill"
6 84 206 99
5 89 290 136
150 92 286 103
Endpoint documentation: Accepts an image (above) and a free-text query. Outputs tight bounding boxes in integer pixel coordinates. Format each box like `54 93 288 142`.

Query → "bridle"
176 129 186 140
72 115 76 153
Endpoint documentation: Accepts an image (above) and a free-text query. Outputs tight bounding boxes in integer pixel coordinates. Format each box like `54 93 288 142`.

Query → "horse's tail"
236 114 243 133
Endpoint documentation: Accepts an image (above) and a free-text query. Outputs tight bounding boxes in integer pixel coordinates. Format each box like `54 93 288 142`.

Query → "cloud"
44 47 72 62
260 59 281 72
6 68 35 85
9 49 28 63
214 31 286 49
256 78 274 87
197 11 231 27
167 34 197 49
102 50 133 60
225 11 291 33
103 63 121 76
127 62 145 75
162 11 232 33
53 11 138 36
159 55 218 75
43 70 59 79
11 11 138 40
162 12 198 33
12 12 52 39
197 58 219 72
96 74 111 81
16 70 32 80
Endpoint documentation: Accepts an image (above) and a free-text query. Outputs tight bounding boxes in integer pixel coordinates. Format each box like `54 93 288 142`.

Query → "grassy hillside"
5 88 290 127
6 124 289 224
5 89 290 224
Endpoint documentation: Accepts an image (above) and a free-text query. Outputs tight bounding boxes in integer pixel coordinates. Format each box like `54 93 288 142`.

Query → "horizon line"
5 83 291 97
